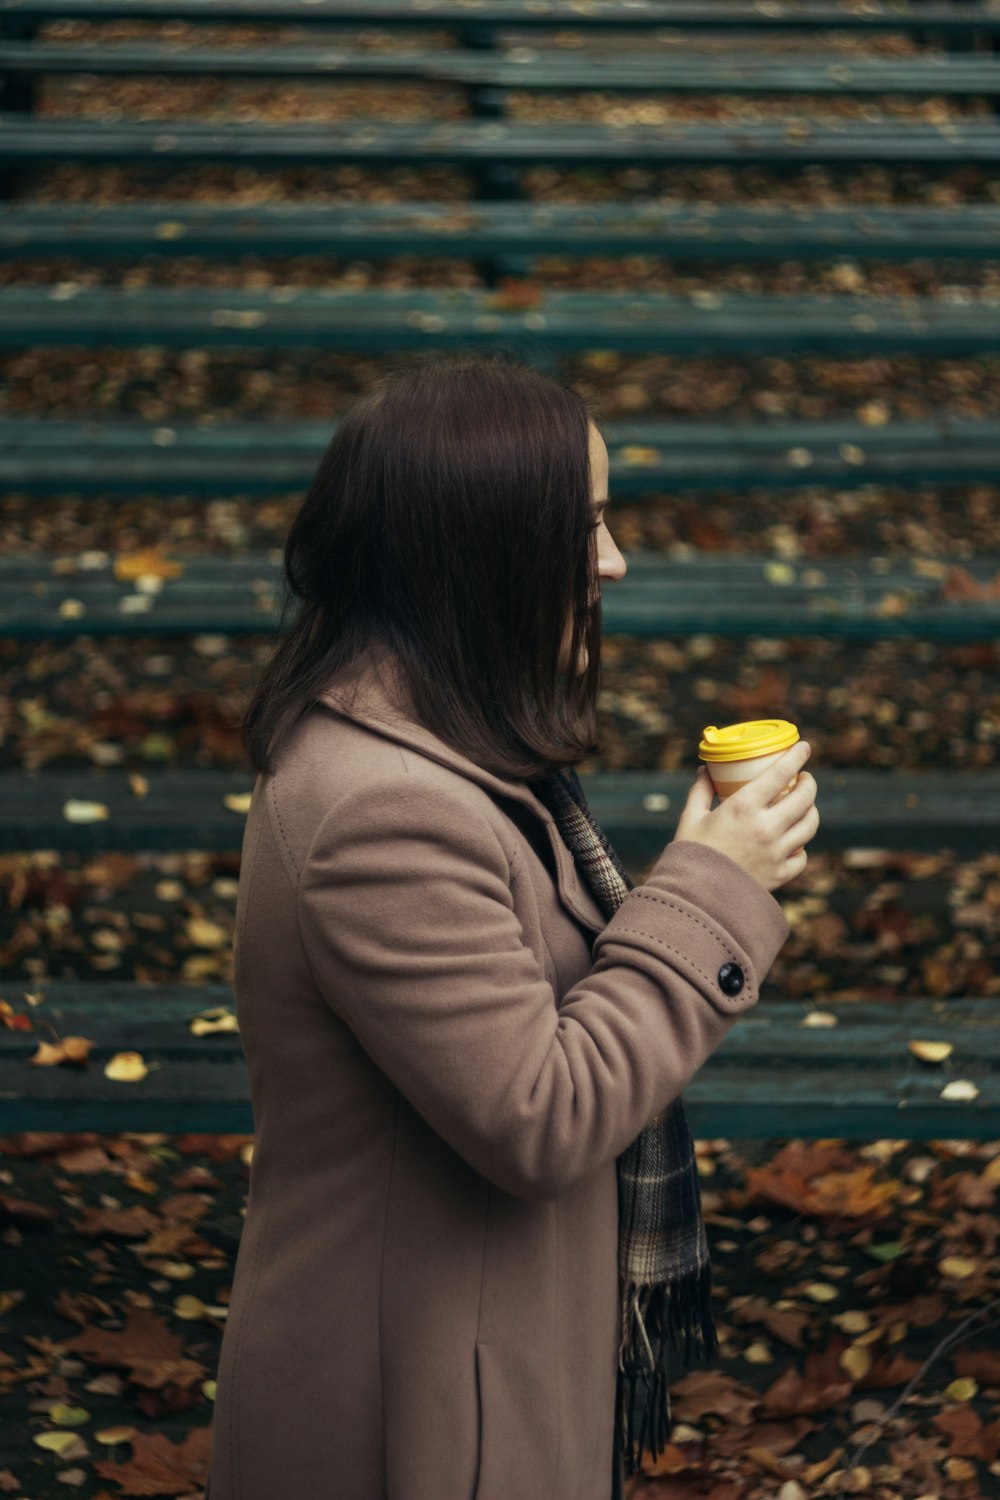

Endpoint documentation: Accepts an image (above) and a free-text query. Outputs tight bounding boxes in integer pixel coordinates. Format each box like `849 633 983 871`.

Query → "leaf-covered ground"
1 1130 998 1499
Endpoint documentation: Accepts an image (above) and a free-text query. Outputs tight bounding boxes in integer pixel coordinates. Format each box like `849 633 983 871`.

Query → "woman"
205 352 819 1500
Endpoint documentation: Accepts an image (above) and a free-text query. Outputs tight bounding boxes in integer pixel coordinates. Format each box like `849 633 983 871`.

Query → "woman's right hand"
670 740 819 893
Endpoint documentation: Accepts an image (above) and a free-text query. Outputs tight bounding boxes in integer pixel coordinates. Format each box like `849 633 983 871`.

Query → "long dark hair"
240 350 605 781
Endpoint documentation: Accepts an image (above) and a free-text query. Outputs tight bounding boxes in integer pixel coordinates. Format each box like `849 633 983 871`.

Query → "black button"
718 962 745 997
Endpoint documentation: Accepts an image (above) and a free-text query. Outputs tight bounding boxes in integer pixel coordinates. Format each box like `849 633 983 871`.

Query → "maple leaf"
0 1192 56 1227
942 565 999 601
709 1416 815 1462
744 1163 899 1220
70 1205 161 1239
669 1369 760 1427
643 1440 708 1477
932 1404 992 1461
60 1307 206 1394
728 1297 810 1350
857 1349 923 1390
94 1425 211 1497
761 1341 857 1418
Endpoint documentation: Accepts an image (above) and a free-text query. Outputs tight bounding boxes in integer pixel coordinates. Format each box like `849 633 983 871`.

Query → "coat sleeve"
296 774 788 1202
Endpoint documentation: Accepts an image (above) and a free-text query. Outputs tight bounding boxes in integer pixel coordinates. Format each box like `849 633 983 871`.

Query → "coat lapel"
314 651 608 936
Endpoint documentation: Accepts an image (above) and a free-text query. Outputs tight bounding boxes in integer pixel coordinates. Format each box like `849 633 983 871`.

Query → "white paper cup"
699 720 801 802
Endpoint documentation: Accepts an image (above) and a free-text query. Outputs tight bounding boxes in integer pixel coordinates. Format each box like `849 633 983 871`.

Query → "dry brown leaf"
93 1424 211 1496
30 1036 93 1068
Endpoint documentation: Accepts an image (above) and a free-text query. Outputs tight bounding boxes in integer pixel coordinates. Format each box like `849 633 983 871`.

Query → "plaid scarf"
528 766 719 1488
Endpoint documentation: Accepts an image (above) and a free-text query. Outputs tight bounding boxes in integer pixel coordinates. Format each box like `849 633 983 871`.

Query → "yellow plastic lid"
698 719 800 764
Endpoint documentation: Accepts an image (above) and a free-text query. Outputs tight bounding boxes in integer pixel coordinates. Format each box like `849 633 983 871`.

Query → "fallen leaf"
30 1036 93 1069
840 1346 873 1381
113 548 185 583
940 1080 979 1101
104 1053 149 1083
62 800 109 824
908 1040 954 1063
93 1425 211 1497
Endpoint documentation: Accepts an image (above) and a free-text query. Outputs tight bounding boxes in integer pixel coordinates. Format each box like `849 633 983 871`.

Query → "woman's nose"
598 538 627 581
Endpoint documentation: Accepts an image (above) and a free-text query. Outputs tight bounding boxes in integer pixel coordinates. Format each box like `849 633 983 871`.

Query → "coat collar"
314 647 607 935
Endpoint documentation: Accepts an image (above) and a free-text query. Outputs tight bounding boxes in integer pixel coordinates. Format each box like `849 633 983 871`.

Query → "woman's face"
560 423 626 673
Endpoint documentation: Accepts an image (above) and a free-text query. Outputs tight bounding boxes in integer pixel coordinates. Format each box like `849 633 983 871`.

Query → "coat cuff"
594 839 789 1017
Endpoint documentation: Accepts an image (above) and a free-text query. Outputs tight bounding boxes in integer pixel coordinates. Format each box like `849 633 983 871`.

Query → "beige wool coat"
205 647 789 1500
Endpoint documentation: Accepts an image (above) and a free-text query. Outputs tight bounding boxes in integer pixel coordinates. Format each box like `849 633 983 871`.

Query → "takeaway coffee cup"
698 719 801 802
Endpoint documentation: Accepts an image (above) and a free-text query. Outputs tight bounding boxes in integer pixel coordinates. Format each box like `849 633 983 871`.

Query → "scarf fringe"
615 1261 718 1479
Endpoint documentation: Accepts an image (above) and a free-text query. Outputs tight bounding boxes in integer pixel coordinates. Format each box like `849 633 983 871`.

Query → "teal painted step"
1 552 998 641
2 287 998 353
2 417 996 494
0 988 995 1137
7 42 1000 95
2 0 998 37
4 117 1000 168
2 768 999 856
5 201 1000 262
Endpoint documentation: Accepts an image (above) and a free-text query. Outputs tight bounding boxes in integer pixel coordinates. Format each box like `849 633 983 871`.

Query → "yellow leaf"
800 1011 839 1028
182 954 223 982
944 1377 978 1402
939 1256 978 1280
839 1345 872 1380
104 1051 148 1083
62 799 109 823
174 1295 206 1320
128 773 150 799
34 1431 86 1456
804 1283 839 1303
95 1426 136 1444
154 220 186 240
940 1080 979 1101
113 547 184 583
619 445 661 466
858 400 890 427
48 1404 90 1426
189 1010 239 1037
908 1039 954 1063
833 1310 871 1334
764 561 796 586
743 1342 774 1364
61 1036 93 1064
186 917 227 949
202 1380 217 1402
224 792 252 814
159 1261 196 1280
30 1040 69 1068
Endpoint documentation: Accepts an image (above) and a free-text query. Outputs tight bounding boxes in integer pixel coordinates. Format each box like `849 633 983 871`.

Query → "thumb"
749 738 811 804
